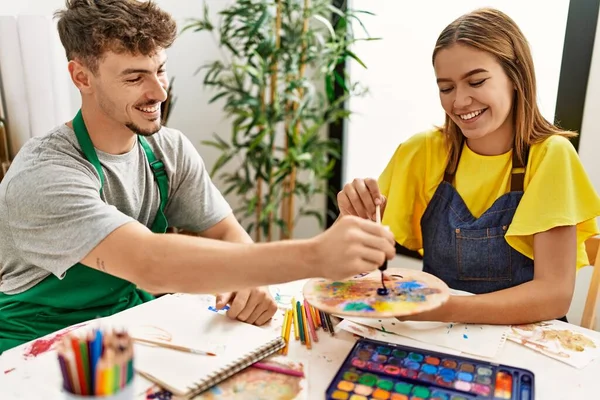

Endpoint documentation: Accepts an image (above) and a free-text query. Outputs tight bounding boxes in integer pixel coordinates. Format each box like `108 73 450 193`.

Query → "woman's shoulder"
393 127 446 156
529 133 577 158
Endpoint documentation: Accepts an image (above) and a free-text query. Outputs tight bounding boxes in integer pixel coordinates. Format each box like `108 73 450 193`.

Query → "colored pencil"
296 301 305 344
57 351 72 393
308 304 317 329
283 309 293 355
70 336 88 395
79 339 91 395
313 305 322 328
319 310 328 332
252 361 305 377
132 337 217 356
279 309 289 354
300 303 311 349
103 348 115 396
291 297 300 340
304 300 318 343
324 312 335 336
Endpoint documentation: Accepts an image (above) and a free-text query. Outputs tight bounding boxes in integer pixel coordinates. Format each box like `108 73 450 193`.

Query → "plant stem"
287 0 310 239
268 0 282 242
280 75 292 240
256 86 266 242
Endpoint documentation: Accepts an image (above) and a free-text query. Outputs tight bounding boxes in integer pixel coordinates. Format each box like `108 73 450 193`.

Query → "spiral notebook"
103 293 286 399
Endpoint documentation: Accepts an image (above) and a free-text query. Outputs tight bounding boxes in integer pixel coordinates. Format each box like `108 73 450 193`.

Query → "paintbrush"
375 204 389 295
131 337 217 356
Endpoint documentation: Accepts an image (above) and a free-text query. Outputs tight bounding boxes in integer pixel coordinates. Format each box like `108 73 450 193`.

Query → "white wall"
0 0 324 239
344 0 570 182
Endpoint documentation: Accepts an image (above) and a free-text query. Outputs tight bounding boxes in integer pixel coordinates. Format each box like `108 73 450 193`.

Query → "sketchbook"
103 294 286 399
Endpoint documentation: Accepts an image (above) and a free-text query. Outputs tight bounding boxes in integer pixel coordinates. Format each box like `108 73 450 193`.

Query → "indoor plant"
183 0 375 241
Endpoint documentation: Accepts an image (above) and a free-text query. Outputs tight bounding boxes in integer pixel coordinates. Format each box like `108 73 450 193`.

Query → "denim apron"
0 110 169 353
421 143 533 294
420 143 568 322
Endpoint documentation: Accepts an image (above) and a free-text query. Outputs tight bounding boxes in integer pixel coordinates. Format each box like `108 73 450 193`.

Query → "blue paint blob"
395 281 425 290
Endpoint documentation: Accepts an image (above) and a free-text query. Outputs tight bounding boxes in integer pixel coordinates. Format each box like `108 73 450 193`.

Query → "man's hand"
215 287 277 326
311 215 396 280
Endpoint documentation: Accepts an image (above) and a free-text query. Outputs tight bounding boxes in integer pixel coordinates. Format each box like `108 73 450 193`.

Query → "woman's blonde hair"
432 8 576 173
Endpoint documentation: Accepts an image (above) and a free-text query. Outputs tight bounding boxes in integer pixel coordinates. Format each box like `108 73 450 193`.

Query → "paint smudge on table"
4 368 15 374
22 323 86 359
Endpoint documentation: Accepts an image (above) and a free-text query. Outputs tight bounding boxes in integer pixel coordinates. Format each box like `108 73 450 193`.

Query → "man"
0 0 395 353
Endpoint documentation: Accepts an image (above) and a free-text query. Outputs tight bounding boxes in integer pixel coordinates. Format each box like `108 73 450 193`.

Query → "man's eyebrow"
436 68 489 83
119 61 167 76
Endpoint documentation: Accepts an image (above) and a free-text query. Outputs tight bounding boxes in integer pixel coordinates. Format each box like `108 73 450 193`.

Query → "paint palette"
303 268 450 318
327 338 535 400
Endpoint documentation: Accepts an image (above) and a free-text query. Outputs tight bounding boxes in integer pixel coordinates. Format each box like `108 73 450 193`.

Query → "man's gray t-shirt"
0 124 232 294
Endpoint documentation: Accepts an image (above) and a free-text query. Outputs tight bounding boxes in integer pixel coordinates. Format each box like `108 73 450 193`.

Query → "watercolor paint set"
326 338 534 400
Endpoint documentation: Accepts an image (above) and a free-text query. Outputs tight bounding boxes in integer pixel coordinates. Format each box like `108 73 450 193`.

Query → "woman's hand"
337 178 387 221
396 295 458 323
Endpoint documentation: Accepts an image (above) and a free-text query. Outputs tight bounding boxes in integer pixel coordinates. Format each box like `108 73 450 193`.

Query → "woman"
338 8 600 324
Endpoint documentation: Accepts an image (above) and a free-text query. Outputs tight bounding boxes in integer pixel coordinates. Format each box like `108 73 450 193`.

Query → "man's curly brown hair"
54 0 177 73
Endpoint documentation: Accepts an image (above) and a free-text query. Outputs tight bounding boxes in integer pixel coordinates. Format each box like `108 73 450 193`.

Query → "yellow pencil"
279 310 289 354
103 348 115 395
301 304 311 349
291 297 300 340
283 310 293 355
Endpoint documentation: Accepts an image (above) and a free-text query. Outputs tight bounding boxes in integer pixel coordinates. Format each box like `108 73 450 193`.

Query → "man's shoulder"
1 125 91 189
14 124 82 163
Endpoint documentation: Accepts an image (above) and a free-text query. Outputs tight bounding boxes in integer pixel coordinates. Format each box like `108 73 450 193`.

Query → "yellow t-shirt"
378 129 600 269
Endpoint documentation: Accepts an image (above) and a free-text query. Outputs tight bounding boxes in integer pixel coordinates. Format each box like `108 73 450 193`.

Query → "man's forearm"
140 233 316 294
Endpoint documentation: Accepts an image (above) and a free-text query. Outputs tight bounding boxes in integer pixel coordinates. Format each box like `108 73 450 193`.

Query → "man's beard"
125 120 162 136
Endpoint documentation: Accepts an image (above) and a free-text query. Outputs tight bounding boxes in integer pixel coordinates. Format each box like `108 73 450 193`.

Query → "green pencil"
296 301 305 344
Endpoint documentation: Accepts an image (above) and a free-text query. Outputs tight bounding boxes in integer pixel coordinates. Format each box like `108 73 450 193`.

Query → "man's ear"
68 59 94 94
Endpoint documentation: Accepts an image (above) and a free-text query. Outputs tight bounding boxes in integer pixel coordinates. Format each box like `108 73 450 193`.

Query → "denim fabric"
421 181 533 294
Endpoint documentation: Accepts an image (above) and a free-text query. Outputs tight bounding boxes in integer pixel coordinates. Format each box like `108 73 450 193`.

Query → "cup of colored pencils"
57 328 135 399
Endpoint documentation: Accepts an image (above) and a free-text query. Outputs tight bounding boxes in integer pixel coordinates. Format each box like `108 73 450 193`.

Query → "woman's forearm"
444 279 573 324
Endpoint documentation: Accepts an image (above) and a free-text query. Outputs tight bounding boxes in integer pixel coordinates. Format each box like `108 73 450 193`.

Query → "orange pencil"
312 305 322 328
300 303 311 349
309 304 318 329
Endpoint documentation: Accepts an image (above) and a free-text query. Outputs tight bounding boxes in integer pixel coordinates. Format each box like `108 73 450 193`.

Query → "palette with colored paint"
303 268 450 318
327 338 535 400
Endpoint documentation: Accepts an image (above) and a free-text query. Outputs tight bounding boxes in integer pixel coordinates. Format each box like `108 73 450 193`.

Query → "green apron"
0 110 169 353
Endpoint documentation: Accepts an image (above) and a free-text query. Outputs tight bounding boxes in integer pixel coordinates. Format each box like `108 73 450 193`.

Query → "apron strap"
510 146 528 192
73 110 105 194
444 139 529 192
72 109 169 233
138 137 169 233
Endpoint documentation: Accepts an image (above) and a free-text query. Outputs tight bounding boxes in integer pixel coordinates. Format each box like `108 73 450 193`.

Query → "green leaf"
299 209 325 227
208 91 230 104
345 50 367 69
211 151 235 175
312 14 336 39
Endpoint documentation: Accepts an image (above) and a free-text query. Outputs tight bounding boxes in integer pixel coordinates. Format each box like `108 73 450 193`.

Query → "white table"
1 280 599 399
